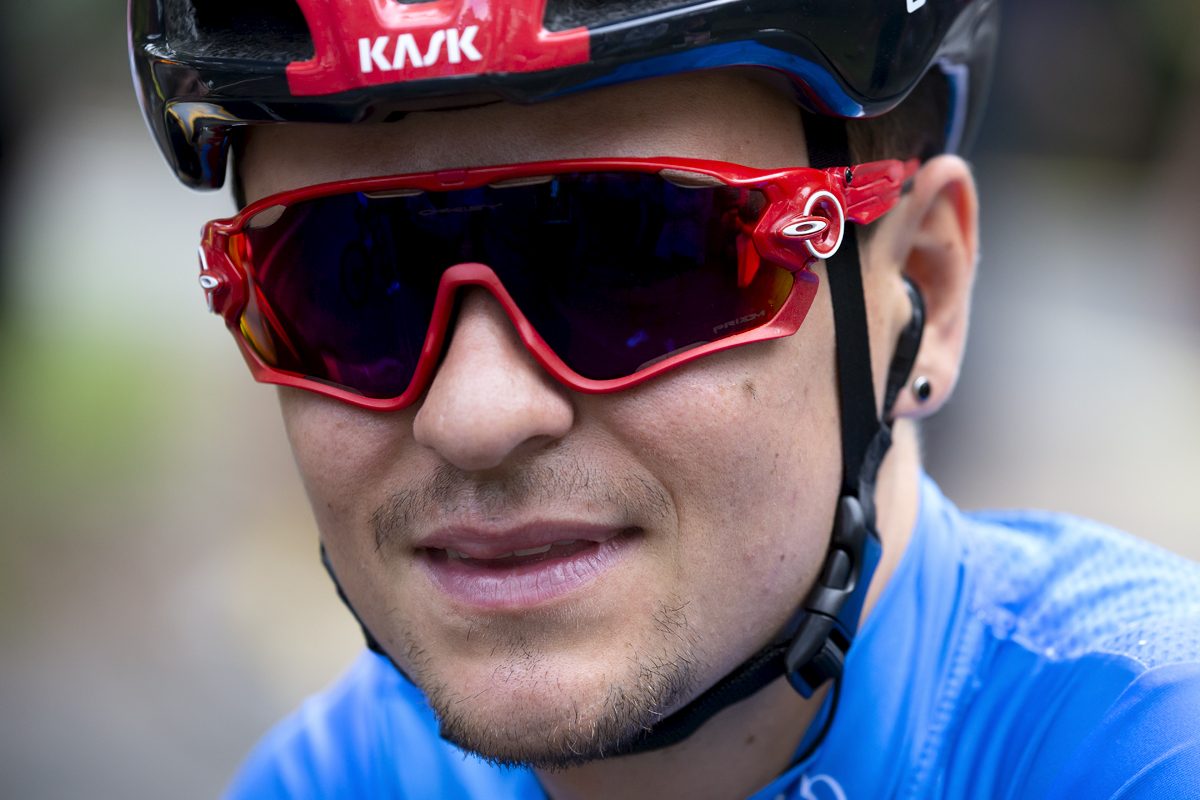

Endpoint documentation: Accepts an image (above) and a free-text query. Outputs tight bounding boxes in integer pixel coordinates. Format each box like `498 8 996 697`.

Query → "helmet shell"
130 0 999 189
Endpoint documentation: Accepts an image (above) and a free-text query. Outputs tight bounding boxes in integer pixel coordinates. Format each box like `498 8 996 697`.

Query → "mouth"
418 526 641 610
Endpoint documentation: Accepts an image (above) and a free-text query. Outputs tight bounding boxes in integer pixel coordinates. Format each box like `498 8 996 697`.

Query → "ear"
887 154 979 419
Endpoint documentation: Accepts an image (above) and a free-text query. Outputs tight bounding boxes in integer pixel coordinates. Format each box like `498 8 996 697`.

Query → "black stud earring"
912 376 932 403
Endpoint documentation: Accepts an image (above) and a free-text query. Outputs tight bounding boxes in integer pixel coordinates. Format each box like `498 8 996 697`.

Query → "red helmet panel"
287 0 589 96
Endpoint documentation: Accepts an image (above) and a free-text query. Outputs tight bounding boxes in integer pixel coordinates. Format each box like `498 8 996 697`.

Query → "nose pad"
412 285 573 471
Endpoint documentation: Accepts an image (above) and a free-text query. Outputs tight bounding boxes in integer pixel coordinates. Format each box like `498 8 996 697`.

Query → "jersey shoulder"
222 651 542 800
919 494 1200 799
959 506 1200 665
1042 661 1200 800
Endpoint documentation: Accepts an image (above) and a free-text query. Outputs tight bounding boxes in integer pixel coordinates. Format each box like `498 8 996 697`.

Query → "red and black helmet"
130 0 999 190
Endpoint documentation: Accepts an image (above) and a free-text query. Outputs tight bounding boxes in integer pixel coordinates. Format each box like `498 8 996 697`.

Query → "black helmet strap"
802 112 888 508
321 115 926 761
607 114 925 756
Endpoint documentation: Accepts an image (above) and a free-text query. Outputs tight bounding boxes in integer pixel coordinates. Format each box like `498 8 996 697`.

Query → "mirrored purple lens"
233 172 793 398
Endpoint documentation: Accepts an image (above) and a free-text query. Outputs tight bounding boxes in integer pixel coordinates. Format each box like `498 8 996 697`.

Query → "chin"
405 606 705 768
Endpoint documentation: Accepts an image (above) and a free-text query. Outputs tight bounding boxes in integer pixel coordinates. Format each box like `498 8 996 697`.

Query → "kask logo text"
358 27 482 73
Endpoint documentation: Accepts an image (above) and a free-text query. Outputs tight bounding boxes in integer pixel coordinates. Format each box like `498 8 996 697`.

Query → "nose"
413 287 574 471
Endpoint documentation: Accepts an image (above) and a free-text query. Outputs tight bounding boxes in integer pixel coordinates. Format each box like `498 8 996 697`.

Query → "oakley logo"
781 218 830 238
359 28 482 73
906 0 927 10
417 202 503 216
713 310 766 334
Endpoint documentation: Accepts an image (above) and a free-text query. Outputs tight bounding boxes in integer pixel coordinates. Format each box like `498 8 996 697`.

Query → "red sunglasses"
197 157 916 411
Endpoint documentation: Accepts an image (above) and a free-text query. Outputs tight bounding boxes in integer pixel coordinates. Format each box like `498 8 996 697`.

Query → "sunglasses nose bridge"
320 261 548 412
412 261 553 394
437 261 541 338
436 261 513 320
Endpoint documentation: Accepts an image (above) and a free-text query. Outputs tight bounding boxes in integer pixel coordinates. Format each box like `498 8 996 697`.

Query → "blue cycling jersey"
225 477 1200 799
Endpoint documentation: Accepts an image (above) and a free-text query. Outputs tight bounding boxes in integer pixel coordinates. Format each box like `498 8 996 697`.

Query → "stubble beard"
404 599 702 769
371 460 707 769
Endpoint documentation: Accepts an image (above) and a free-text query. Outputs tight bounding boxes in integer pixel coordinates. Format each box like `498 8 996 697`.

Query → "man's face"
242 73 850 767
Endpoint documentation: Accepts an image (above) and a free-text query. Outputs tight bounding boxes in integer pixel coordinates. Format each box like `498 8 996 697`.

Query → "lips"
418 525 638 609
442 538 596 566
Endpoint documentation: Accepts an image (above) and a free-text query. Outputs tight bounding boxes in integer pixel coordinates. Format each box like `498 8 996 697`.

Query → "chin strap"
321 115 927 758
610 114 926 756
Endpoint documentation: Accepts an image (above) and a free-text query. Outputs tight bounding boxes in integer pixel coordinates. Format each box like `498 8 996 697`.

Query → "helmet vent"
164 0 315 62
543 0 692 32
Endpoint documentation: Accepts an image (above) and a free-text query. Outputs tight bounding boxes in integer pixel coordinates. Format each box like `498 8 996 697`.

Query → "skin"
240 71 978 800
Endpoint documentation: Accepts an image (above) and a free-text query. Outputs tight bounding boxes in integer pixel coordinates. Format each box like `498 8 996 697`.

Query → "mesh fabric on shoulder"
1098 618 1200 669
959 508 1200 665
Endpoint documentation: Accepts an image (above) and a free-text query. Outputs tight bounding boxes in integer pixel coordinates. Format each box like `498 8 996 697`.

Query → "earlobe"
888 155 979 420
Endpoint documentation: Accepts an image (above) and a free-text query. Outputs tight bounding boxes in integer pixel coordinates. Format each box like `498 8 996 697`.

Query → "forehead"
239 71 809 200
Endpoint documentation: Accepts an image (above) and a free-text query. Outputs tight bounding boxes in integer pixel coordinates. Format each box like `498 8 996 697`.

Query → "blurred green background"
0 0 1198 797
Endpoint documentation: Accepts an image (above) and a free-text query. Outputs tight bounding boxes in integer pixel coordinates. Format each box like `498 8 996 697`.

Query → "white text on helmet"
358 28 483 73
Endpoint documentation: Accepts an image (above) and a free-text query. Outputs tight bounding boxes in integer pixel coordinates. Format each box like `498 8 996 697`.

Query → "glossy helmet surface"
130 0 999 190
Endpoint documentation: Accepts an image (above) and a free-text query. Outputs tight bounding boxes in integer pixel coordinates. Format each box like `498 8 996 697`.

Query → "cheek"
278 387 413 540
279 388 434 646
593 316 842 661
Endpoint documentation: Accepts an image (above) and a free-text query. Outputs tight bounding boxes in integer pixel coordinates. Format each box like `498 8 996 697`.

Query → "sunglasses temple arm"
839 158 921 224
